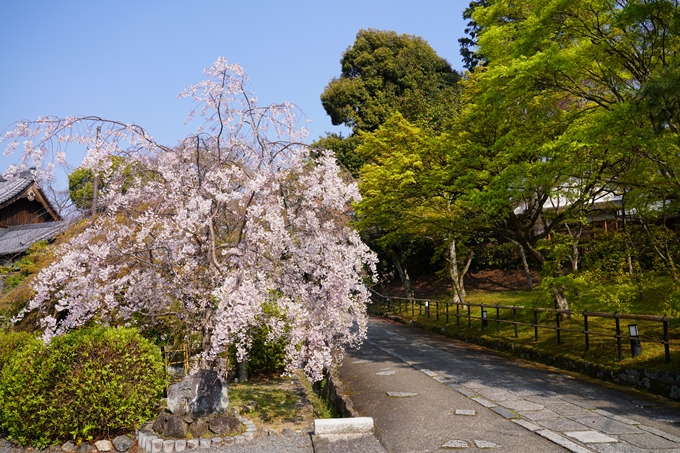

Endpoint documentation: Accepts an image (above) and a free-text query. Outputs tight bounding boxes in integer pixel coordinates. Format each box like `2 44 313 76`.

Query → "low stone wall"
313 368 360 418
137 416 256 452
380 313 680 401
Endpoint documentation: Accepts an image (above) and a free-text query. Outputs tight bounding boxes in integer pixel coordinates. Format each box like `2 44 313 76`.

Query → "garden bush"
0 330 37 375
0 326 166 448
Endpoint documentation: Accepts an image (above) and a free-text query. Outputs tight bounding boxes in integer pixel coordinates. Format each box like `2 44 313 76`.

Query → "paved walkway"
338 316 680 453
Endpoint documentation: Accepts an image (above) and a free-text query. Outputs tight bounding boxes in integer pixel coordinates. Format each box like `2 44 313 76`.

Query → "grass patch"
227 378 299 424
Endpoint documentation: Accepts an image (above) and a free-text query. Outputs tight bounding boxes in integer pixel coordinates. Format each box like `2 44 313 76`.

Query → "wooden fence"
367 288 677 363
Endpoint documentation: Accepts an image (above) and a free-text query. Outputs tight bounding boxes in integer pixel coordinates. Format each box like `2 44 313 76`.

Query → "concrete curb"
312 417 388 453
313 417 374 435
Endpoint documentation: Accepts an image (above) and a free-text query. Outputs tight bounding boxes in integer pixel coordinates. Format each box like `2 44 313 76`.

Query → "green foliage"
231 302 289 378
579 231 631 276
321 29 460 134
240 323 287 377
0 326 165 447
458 0 489 71
68 156 136 210
0 331 37 375
0 241 50 294
312 133 365 177
471 241 524 270
663 289 680 319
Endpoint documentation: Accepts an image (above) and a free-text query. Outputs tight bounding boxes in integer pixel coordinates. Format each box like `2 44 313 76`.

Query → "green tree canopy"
321 29 460 134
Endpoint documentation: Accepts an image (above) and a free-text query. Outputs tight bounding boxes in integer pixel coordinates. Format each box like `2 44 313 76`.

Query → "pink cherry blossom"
10 58 376 381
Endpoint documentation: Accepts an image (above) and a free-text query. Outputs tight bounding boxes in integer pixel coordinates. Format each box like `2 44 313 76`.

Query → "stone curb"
137 417 256 452
313 417 374 435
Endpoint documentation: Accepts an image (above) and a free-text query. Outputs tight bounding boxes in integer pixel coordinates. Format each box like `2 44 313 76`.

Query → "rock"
226 406 239 417
164 415 188 438
671 385 680 400
186 439 199 449
281 428 295 436
167 370 229 417
94 440 113 452
62 441 77 452
209 416 242 435
76 444 97 453
153 412 171 434
189 418 208 438
111 435 133 452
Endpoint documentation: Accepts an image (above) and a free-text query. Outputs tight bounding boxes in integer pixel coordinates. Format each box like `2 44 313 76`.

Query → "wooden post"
556 313 561 345
513 308 518 338
664 316 670 364
534 310 538 341
583 311 589 351
496 305 500 333
615 314 622 361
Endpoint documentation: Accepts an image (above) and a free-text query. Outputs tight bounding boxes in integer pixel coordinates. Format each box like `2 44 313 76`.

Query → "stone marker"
167 370 229 417
186 439 199 449
61 441 76 452
199 438 211 448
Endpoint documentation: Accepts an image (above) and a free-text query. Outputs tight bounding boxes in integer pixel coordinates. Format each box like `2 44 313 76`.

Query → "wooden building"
0 169 66 265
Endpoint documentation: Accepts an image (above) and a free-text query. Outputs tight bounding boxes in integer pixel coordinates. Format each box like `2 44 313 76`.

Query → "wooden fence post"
615 314 622 361
533 310 538 341
583 311 589 351
664 316 670 364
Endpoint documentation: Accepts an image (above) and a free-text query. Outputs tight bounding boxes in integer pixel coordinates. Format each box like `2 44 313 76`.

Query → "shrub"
0 326 166 447
0 330 38 375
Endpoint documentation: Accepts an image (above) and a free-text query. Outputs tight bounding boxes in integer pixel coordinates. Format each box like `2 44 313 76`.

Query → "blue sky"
0 0 470 179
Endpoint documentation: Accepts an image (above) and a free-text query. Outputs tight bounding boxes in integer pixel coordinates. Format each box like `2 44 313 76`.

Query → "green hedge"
0 327 166 447
0 330 38 375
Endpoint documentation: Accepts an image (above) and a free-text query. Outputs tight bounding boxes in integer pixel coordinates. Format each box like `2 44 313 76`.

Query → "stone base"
137 417 256 452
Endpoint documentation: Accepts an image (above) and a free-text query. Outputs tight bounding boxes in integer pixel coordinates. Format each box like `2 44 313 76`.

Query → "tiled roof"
0 221 67 256
0 169 35 205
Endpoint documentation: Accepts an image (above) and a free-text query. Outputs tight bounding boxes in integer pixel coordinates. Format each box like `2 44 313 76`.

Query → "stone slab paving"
338 317 680 453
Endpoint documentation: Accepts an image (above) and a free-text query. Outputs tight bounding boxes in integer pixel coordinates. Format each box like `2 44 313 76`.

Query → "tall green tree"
317 29 461 176
458 0 489 71
355 114 486 302
321 29 460 133
450 0 680 308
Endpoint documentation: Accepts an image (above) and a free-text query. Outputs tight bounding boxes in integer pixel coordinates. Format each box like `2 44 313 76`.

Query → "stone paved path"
338 316 680 453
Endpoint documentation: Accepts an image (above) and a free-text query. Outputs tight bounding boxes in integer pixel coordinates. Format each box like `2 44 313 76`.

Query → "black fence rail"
367 288 678 363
